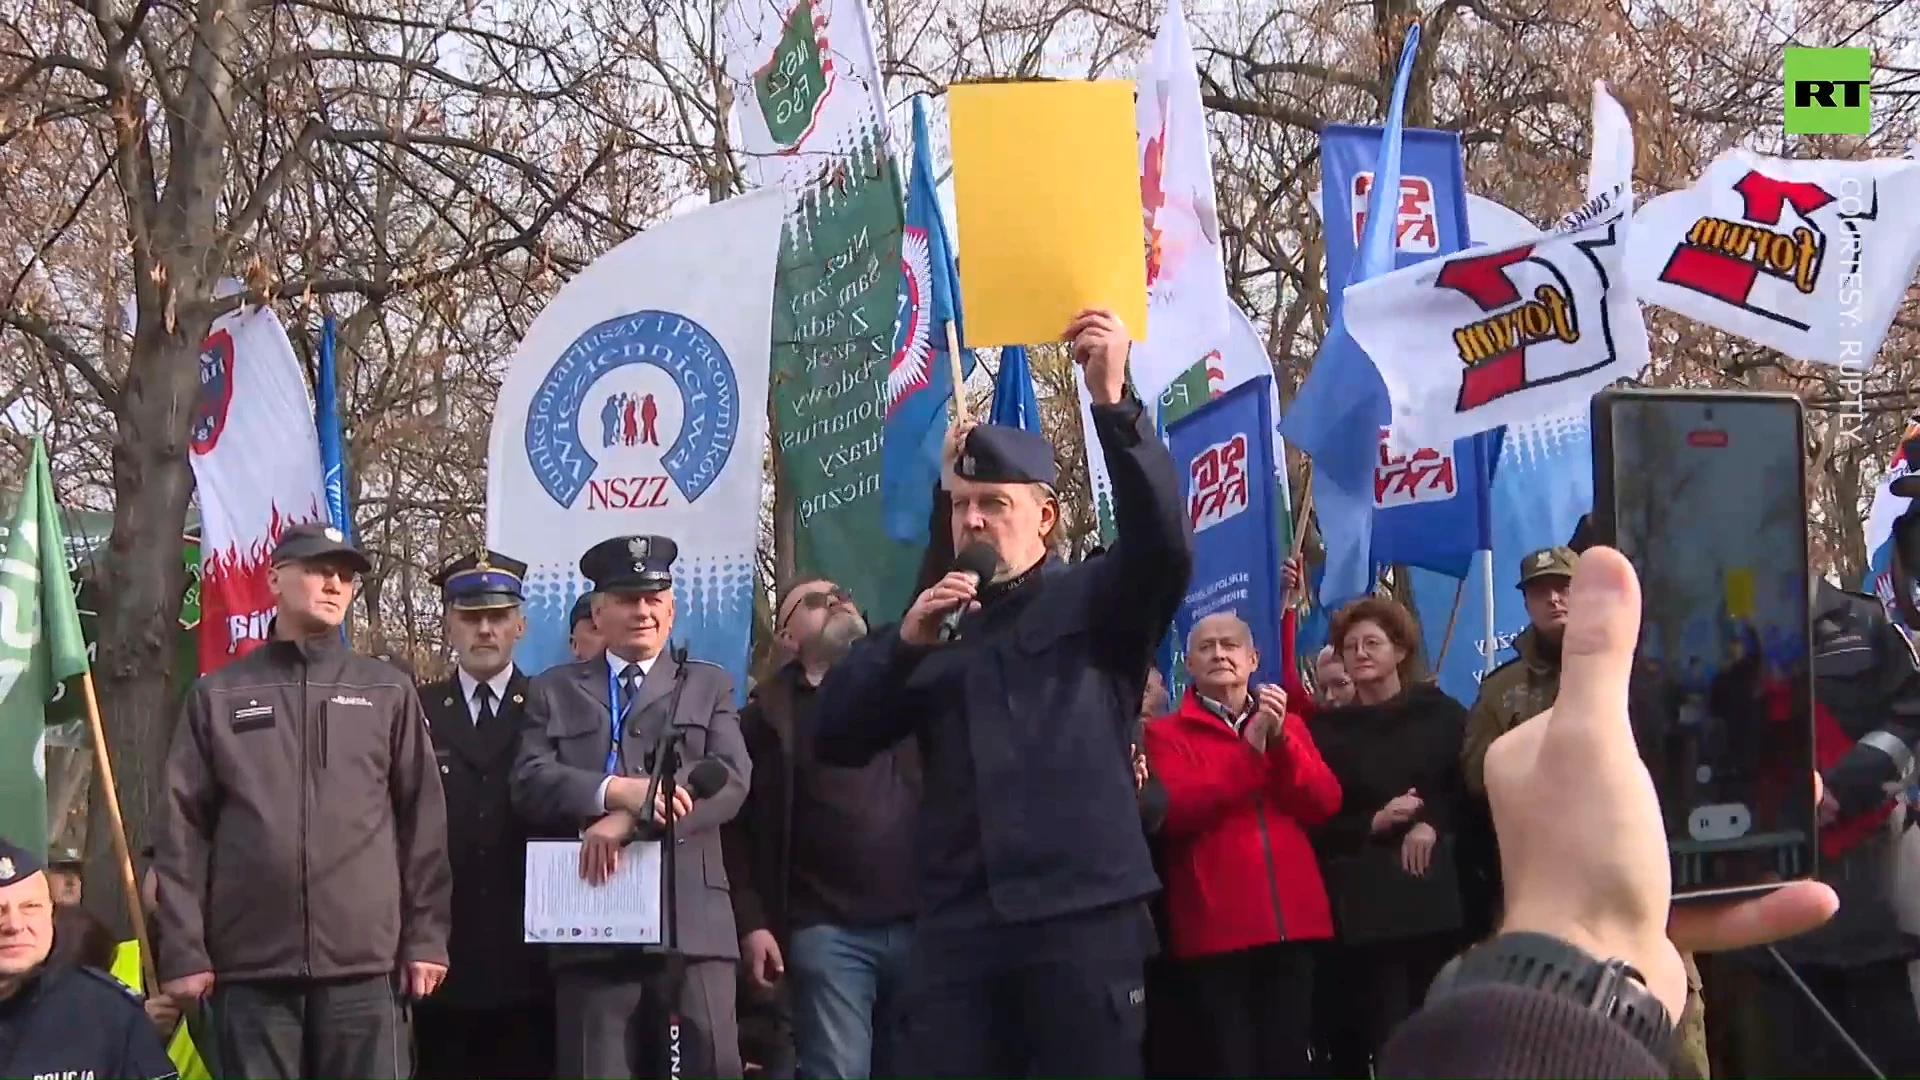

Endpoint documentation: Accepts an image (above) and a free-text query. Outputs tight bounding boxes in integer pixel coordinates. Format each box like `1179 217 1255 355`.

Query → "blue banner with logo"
1167 377 1284 696
1412 407 1593 705
1319 122 1499 584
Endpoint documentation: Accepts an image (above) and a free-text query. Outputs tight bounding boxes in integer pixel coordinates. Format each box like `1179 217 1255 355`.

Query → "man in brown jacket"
154 522 452 1079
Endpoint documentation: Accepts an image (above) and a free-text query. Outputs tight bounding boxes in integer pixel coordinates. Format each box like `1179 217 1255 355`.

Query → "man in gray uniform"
512 534 752 1079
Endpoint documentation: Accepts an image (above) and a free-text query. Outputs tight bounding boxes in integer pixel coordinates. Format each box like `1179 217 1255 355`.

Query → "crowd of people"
1 312 1917 1079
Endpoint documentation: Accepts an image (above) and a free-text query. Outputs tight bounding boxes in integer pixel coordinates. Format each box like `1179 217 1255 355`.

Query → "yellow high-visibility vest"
110 940 212 1080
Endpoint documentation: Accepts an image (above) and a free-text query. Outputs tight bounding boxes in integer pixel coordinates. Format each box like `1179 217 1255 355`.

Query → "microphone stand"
640 646 694 1080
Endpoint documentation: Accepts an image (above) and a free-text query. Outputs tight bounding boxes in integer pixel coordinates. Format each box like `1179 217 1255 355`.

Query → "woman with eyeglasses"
1305 594 1471 1078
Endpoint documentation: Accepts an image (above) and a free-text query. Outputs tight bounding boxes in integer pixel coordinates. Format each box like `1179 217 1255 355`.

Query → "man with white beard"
723 580 922 1079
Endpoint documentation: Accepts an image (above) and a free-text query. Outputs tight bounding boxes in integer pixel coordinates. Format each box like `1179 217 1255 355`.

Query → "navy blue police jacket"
0 963 178 1079
813 397 1194 927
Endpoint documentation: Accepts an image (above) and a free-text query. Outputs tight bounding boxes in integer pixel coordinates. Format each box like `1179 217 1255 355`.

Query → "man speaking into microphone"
814 309 1194 1077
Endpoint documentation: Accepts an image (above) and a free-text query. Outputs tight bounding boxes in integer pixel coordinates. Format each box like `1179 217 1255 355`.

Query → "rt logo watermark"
1784 47 1871 135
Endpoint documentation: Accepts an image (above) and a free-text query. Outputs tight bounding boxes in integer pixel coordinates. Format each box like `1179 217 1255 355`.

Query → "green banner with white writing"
724 0 923 620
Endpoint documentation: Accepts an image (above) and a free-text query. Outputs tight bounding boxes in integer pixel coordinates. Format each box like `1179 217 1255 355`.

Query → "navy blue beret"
955 425 1058 487
0 837 45 885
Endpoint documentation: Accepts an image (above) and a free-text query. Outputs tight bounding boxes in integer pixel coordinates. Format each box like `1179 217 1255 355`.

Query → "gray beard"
803 617 865 667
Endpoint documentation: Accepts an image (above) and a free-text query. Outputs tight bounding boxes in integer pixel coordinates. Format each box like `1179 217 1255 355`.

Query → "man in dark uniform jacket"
571 594 605 662
813 309 1193 1077
415 551 556 1079
0 839 178 1079
512 535 752 1079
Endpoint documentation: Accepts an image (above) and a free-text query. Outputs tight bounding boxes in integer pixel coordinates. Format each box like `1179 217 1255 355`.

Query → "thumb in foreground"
1544 546 1641 760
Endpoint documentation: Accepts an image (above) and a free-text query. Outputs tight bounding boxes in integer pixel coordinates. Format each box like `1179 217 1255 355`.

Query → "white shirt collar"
604 650 660 682
456 665 515 718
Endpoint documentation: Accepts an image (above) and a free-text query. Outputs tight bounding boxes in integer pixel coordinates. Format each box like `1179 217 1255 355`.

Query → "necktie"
620 663 643 717
473 682 496 729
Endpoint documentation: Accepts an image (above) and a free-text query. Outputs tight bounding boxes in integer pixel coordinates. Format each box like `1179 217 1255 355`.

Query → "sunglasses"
778 586 854 630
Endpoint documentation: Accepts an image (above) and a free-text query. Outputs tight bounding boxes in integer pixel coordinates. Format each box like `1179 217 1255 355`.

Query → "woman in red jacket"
1143 612 1342 1079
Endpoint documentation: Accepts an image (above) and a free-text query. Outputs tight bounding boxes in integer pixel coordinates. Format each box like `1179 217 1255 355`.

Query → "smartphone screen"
1593 390 1817 899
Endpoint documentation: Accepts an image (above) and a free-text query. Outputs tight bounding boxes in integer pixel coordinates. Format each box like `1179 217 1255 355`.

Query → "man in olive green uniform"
1461 544 1710 1079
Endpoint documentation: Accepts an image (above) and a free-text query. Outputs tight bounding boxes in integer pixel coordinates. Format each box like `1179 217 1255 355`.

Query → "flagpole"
1431 574 1470 669
80 671 157 996
1479 548 1498 674
1288 470 1314 570
945 323 970 422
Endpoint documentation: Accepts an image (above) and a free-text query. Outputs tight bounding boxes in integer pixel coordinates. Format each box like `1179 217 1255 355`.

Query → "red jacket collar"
1166 686 1252 731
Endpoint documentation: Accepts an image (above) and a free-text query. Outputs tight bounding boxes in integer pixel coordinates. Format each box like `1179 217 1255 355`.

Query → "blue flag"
1167 377 1286 697
989 346 1041 432
1284 26 1500 609
1413 410 1593 704
316 315 353 545
881 97 977 543
1281 27 1422 609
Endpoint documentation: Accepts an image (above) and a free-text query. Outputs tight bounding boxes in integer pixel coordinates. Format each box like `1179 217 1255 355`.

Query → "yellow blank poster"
947 80 1148 347
1725 566 1755 622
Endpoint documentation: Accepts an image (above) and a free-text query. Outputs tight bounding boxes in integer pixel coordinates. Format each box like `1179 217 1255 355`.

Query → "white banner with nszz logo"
486 190 783 691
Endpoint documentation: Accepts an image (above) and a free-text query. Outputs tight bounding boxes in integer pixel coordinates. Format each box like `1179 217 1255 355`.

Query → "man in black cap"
45 845 83 907
512 534 752 1079
414 550 554 1079
571 594 605 662
813 308 1194 1076
153 521 451 1079
0 837 179 1078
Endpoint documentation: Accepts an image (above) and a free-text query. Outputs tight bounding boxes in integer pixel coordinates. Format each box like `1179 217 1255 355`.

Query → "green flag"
0 439 89 851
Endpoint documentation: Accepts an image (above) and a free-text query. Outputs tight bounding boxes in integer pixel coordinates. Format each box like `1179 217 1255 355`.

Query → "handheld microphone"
939 542 1001 642
686 758 730 800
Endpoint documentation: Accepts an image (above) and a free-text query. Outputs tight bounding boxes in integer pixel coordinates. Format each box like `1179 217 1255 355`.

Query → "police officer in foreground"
415 551 555 1079
813 309 1193 1077
154 522 452 1079
512 535 751 1079
0 839 178 1079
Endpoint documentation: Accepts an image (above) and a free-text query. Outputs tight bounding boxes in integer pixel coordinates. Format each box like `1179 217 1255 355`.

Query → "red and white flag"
187 306 327 670
1131 0 1232 398
1344 83 1650 449
1627 150 1920 367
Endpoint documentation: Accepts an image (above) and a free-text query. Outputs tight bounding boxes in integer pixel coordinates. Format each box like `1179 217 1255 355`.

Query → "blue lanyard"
605 663 637 775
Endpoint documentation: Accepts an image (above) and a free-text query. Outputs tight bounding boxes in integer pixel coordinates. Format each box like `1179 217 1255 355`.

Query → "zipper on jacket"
298 659 313 978
1253 792 1287 940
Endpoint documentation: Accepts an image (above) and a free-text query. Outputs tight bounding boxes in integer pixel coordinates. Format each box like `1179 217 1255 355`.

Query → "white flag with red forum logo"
187 305 328 671
1131 0 1232 399
1626 150 1920 367
1344 82 1650 450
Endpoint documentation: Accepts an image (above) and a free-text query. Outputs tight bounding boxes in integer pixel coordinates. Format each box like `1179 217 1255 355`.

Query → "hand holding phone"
1591 389 1817 901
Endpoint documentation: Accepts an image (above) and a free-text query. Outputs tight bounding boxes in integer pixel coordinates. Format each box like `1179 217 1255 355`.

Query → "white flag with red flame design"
1626 151 1920 367
187 306 327 671
1132 0 1232 398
